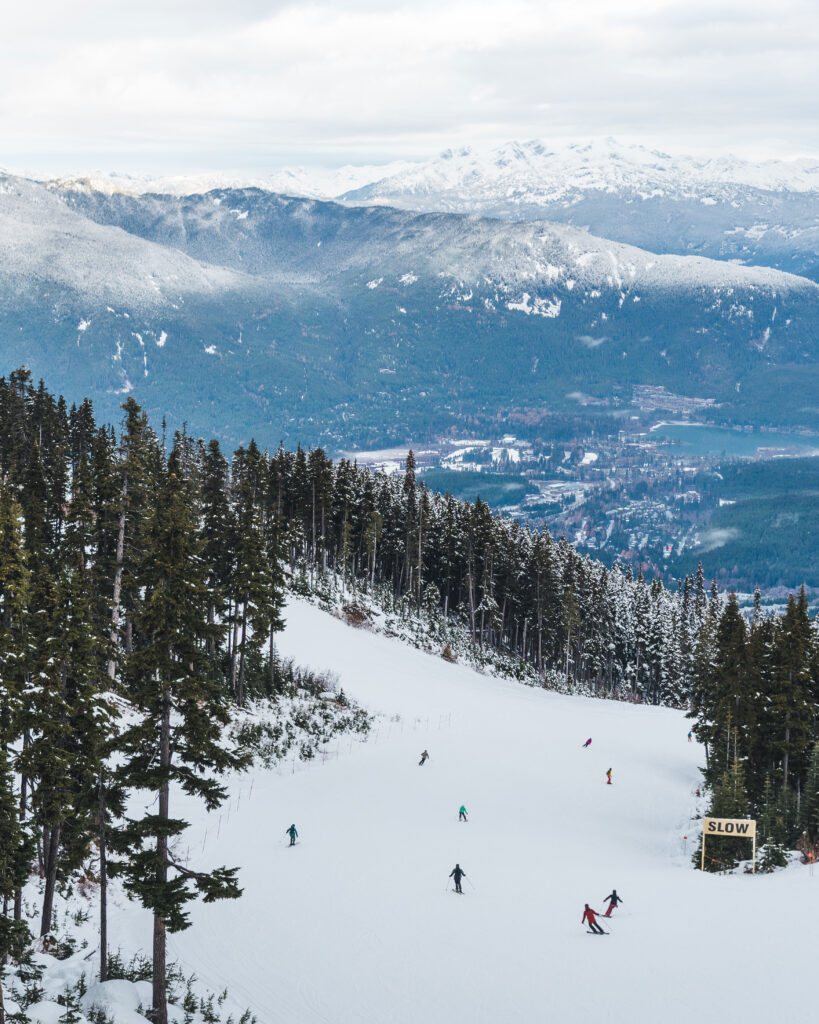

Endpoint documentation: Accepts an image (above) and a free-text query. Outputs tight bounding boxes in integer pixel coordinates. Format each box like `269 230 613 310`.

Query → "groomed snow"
106 598 813 1023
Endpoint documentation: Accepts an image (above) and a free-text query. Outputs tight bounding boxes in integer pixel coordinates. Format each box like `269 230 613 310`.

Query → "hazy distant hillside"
1 171 818 447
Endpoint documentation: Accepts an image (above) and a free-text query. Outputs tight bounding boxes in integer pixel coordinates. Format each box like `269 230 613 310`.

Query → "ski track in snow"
115 598 813 1023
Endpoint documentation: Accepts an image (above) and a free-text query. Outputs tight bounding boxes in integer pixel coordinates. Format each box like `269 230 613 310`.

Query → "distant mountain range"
339 140 819 281
1 150 818 450
54 138 819 280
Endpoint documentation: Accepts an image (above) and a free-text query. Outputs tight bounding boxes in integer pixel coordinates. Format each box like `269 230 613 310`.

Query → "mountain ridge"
2 169 819 448
42 137 819 280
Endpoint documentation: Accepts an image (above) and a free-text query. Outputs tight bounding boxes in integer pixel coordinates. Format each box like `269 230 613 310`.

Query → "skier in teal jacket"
286 824 298 846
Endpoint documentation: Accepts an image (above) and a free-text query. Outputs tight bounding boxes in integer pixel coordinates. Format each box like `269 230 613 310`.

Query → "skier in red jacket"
582 904 605 934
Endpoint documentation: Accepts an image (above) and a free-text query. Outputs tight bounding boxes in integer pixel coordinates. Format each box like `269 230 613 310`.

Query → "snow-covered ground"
33 597 814 1022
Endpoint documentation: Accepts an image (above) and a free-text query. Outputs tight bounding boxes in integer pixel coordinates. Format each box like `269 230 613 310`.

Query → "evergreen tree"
757 774 788 871
0 747 33 1024
199 440 234 667
107 398 158 681
770 590 815 789
19 452 115 937
114 451 248 1024
707 594 753 781
229 442 282 705
0 484 29 744
802 741 819 847
0 485 29 926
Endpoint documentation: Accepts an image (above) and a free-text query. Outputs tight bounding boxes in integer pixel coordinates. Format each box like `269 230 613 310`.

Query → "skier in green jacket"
459 805 468 822
285 824 298 846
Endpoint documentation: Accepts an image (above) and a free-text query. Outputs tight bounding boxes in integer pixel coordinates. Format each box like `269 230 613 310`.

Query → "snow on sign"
701 817 757 873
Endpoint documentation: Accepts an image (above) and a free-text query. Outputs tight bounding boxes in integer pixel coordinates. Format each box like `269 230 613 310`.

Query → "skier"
606 768 612 785
603 889 623 917
285 824 298 846
449 864 466 893
582 738 592 748
688 730 693 742
419 750 430 766
459 805 468 822
582 904 605 934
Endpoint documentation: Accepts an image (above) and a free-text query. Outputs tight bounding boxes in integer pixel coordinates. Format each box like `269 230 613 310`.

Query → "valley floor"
114 599 811 1023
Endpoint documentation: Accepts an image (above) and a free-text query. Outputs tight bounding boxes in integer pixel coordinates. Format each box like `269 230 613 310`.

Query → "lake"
649 423 819 458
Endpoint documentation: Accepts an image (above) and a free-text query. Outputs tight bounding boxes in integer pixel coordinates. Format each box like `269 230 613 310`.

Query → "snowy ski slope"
120 598 813 1024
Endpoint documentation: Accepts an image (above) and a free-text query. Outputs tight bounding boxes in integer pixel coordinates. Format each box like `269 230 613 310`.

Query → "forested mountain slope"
1 173 818 446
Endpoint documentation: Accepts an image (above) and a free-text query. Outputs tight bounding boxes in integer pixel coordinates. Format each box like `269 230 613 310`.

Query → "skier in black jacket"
603 889 623 917
449 864 466 893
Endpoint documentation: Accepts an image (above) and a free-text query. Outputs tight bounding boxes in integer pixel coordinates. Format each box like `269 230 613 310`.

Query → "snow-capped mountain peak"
343 137 819 206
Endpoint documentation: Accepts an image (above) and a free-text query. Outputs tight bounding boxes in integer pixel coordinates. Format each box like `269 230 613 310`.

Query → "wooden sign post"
701 817 757 873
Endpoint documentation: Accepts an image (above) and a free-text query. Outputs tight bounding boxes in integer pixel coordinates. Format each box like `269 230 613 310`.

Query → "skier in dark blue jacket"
449 864 466 893
603 890 623 917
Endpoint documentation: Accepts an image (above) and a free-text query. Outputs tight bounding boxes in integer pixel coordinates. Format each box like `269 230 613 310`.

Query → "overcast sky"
2 0 817 175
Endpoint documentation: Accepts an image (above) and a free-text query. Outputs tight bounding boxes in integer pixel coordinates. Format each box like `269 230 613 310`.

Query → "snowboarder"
582 904 605 934
603 890 623 917
606 768 612 785
459 805 468 822
449 864 466 893
419 750 430 766
582 738 592 748
285 824 298 846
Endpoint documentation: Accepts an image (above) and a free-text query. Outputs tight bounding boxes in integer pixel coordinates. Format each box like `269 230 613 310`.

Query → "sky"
2 0 817 176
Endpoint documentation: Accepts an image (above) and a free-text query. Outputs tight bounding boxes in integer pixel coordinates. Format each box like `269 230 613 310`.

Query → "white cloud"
2 0 818 173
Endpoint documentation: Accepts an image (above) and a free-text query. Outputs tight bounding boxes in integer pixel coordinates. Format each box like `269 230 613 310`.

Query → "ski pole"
466 876 476 890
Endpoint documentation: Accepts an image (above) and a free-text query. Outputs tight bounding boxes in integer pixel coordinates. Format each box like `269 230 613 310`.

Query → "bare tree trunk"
230 608 241 697
40 824 61 937
417 497 423 613
99 783 109 982
237 602 248 707
14 738 28 922
467 567 476 643
108 482 128 679
311 482 316 573
152 695 171 1024
783 715 791 789
208 603 216 658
